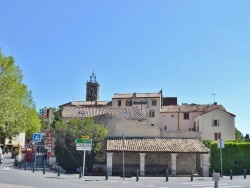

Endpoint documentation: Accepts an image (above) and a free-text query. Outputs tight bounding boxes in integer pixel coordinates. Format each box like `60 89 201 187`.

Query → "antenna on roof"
212 93 216 103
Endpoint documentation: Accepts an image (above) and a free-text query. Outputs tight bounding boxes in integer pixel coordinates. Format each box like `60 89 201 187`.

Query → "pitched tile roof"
59 101 112 108
112 92 161 99
106 137 209 153
200 108 236 117
161 104 226 113
61 106 147 121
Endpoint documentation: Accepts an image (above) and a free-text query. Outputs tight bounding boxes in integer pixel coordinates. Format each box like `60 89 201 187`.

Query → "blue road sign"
32 133 42 143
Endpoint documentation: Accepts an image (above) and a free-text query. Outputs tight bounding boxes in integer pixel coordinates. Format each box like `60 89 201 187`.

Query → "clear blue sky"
0 1 250 135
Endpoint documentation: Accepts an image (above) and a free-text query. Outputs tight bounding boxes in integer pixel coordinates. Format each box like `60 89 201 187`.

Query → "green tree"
0 50 40 144
54 117 108 172
203 139 212 148
235 127 244 141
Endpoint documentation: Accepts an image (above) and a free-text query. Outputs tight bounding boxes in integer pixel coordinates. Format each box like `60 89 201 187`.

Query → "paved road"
1 153 250 188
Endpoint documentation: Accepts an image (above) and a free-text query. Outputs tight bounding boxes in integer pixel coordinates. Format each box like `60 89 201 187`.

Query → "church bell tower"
86 71 99 101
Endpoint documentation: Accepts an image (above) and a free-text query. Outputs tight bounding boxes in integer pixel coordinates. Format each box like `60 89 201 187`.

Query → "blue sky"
0 1 250 135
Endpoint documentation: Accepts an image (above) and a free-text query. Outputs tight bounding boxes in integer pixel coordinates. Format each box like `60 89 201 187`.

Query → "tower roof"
90 71 97 83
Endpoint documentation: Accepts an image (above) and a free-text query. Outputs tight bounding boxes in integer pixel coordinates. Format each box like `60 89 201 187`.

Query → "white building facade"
112 92 236 141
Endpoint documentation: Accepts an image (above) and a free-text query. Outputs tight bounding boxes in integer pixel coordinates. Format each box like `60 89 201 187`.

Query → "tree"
54 117 108 172
0 50 40 144
203 139 212 148
235 127 244 141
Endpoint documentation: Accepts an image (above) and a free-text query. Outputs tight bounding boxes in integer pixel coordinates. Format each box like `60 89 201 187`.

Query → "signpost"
39 108 52 163
217 139 224 178
75 136 92 178
33 133 42 143
32 133 42 172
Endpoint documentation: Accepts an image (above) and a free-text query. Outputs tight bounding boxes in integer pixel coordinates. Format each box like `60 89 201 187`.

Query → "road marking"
135 183 143 186
182 182 214 184
182 182 243 188
2 167 11 171
0 184 35 188
121 181 130 183
146 185 155 187
109 180 118 183
203 186 243 188
192 184 230 186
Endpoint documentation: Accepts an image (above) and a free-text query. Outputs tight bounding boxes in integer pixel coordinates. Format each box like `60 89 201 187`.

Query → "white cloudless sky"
0 1 250 135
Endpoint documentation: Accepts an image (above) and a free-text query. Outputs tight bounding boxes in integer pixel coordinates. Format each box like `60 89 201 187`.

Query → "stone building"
56 72 236 176
59 105 209 176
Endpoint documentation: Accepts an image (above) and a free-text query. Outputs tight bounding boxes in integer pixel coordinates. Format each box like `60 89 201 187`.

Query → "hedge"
210 141 250 175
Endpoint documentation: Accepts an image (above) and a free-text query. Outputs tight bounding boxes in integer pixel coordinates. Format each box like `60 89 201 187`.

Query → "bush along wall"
210 141 250 175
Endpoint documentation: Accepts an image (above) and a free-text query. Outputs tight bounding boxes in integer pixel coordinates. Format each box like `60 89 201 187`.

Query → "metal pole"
220 139 223 178
122 132 125 180
83 150 86 178
34 143 37 171
48 108 51 165
48 107 51 130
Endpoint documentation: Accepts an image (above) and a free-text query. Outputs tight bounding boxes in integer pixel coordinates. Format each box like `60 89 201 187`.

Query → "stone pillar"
171 153 177 177
139 153 146 176
202 153 209 177
106 152 113 176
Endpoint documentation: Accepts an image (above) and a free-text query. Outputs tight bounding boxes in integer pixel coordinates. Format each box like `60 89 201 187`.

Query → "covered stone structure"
106 137 209 177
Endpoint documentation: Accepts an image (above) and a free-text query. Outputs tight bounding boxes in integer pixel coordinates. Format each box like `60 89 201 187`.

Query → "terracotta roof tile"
61 106 147 121
59 101 111 107
161 104 226 113
107 137 209 153
112 93 161 99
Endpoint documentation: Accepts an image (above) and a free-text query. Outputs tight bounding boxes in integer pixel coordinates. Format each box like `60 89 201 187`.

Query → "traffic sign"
77 146 91 151
39 109 46 116
82 135 89 139
33 133 42 143
75 139 92 144
217 139 225 148
76 143 91 147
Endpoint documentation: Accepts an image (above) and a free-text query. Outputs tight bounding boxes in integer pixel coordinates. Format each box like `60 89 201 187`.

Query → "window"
184 113 189 120
152 99 157 106
171 114 175 118
214 132 221 140
164 126 167 130
212 119 219 127
126 100 132 106
149 110 155 118
118 100 121 107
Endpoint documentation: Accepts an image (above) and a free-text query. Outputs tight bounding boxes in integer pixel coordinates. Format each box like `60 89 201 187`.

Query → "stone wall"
108 152 197 176
176 153 196 174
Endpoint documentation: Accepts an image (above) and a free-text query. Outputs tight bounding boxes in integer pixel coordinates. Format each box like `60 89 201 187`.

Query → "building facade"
56 72 236 176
